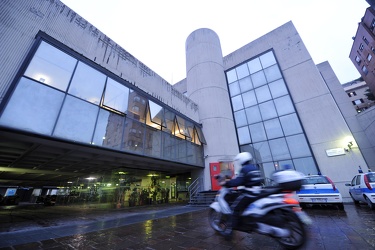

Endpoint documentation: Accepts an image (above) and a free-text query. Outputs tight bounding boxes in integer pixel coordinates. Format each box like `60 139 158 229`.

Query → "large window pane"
260 51 277 68
239 76 253 92
255 85 272 103
269 138 291 160
264 64 282 83
68 62 106 105
240 144 255 157
286 134 311 158
245 106 262 124
103 78 129 113
274 95 294 116
268 79 288 98
253 141 272 162
237 126 251 144
163 109 175 133
226 69 237 83
127 90 147 122
242 90 257 108
279 113 303 136
53 95 99 143
148 100 164 127
249 122 267 142
259 100 278 120
24 41 77 91
0 77 64 135
251 71 267 88
229 81 241 97
247 58 262 74
293 157 318 175
231 95 244 111
236 63 250 79
176 116 191 138
234 110 247 127
278 160 295 170
93 110 124 149
264 118 284 139
144 126 161 158
262 162 277 183
122 118 144 154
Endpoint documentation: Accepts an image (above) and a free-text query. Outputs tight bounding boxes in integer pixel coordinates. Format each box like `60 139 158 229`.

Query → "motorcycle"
208 170 311 249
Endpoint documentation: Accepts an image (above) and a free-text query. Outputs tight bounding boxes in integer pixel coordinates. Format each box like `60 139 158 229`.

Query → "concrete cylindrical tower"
185 28 239 190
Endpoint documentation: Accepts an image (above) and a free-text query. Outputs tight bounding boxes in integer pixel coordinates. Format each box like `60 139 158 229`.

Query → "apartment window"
363 36 369 45
371 18 375 30
359 43 364 52
355 56 361 65
352 99 364 105
347 92 357 97
367 53 373 62
362 65 369 75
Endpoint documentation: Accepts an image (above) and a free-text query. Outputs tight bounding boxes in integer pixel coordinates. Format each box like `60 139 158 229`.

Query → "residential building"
342 78 375 112
349 6 375 95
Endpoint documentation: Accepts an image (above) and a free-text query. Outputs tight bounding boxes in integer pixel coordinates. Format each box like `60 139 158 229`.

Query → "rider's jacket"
224 163 263 189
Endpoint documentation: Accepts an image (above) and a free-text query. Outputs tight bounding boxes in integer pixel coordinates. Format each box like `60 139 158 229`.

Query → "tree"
364 88 375 101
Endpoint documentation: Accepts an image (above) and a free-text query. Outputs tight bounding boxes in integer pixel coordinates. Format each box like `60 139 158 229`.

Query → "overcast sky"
61 0 369 85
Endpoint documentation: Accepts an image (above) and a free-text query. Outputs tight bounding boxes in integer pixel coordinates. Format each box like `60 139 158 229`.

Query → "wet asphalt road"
0 202 375 249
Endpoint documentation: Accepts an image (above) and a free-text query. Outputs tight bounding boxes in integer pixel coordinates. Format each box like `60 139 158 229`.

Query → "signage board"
326 148 345 157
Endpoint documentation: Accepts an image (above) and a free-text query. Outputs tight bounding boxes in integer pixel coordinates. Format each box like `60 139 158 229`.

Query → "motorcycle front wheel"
274 208 307 249
208 208 227 232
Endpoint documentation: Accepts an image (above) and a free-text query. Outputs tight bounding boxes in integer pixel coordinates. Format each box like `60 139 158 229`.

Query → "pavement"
0 202 375 249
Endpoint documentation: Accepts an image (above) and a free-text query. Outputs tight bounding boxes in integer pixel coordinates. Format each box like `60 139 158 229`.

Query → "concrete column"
186 28 239 190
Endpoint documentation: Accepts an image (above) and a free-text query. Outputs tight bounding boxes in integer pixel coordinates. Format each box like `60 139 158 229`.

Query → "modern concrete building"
0 0 370 204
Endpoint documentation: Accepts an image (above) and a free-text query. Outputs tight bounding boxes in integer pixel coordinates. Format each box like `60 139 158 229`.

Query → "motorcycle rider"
219 152 263 239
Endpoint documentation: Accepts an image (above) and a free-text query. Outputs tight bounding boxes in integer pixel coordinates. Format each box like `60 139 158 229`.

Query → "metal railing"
188 177 203 203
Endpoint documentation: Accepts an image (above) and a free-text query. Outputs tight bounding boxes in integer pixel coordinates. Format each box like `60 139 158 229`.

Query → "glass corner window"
175 116 191 139
24 41 77 91
68 62 106 105
102 78 129 114
146 100 165 129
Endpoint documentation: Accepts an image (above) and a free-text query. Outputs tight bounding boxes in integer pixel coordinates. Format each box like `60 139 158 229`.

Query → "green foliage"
365 88 375 101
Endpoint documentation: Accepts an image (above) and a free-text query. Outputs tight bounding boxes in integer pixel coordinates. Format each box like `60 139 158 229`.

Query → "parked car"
296 175 344 210
36 195 56 206
0 194 20 205
345 172 375 209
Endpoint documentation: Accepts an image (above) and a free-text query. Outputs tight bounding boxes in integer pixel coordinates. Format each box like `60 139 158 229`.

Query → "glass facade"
226 51 318 180
0 41 205 167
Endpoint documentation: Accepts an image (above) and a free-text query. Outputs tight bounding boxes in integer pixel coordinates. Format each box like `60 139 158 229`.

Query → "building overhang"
0 127 202 188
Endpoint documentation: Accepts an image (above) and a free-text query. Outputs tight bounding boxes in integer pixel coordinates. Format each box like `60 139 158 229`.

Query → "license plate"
311 198 327 202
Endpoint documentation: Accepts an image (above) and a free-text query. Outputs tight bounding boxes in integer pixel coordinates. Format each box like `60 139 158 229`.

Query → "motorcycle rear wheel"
274 208 307 249
208 208 227 232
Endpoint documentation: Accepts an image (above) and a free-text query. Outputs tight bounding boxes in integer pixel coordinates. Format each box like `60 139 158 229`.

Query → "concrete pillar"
185 28 239 190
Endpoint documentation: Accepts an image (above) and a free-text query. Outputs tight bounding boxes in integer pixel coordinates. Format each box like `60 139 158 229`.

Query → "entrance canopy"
0 128 202 188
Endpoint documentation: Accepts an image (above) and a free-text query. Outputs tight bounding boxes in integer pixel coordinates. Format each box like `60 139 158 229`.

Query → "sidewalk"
1 203 375 249
0 202 206 248
0 201 194 233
